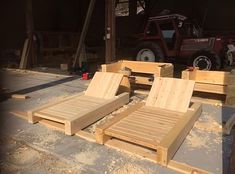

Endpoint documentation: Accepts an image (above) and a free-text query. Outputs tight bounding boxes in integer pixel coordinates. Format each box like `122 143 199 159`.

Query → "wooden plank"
121 60 170 74
101 61 122 72
194 83 227 94
181 69 196 80
182 69 230 85
133 76 153 85
105 138 212 174
95 101 144 144
110 122 166 140
85 72 123 99
167 161 212 174
119 117 173 132
157 103 202 166
19 38 30 69
146 77 195 113
64 92 129 135
105 138 156 161
159 65 174 77
34 112 66 123
11 94 29 99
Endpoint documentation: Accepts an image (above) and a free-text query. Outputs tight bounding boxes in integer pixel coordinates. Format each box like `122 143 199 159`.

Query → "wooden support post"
20 0 36 69
105 0 116 63
129 0 137 16
73 0 96 68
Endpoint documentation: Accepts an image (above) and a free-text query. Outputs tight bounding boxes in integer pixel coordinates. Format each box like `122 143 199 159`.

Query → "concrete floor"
0 69 235 174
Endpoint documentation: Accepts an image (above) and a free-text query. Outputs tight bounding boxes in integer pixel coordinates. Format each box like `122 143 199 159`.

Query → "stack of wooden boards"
101 60 174 92
96 77 202 166
28 72 129 135
182 68 235 106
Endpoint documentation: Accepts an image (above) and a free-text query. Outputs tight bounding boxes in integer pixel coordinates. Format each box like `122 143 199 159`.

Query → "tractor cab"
135 13 233 70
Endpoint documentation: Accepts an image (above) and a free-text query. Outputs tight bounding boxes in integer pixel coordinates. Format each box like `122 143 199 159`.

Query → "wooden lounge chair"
95 77 202 166
28 72 129 135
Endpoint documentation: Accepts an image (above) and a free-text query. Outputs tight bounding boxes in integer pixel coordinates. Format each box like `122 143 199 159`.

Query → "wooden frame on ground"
182 68 235 106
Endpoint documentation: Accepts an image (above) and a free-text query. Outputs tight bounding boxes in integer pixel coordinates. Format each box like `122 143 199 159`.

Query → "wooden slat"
19 38 30 69
95 102 144 144
125 114 178 126
34 112 66 123
139 106 183 117
182 69 230 85
121 60 170 74
146 77 195 113
112 119 169 136
194 83 227 94
108 125 164 141
105 128 158 149
85 72 123 99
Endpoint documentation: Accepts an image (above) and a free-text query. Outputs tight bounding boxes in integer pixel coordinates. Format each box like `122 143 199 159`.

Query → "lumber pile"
182 68 235 106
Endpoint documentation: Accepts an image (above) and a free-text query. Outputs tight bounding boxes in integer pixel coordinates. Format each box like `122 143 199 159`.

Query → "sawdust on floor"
73 150 100 166
30 128 62 148
186 130 210 149
7 145 41 166
111 163 150 174
186 111 223 149
194 111 222 133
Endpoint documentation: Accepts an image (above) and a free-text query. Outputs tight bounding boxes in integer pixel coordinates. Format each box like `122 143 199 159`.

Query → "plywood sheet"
85 72 123 99
146 77 195 113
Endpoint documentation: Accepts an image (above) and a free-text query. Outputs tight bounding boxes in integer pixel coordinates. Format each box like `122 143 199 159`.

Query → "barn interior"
0 1 235 174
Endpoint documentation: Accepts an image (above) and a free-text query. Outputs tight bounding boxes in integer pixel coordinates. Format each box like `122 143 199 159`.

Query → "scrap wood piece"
28 72 129 135
11 94 29 99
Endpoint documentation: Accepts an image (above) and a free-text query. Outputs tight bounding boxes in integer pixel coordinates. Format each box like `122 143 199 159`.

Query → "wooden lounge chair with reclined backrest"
95 77 202 166
28 72 129 135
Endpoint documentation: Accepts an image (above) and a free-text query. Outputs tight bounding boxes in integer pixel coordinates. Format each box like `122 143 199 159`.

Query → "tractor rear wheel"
134 42 164 62
190 51 221 70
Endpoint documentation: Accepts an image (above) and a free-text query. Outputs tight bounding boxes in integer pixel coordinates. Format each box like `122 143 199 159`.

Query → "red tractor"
134 14 235 70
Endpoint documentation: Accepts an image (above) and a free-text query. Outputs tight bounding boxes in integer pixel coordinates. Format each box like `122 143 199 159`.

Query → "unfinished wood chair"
28 72 129 135
95 77 202 166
